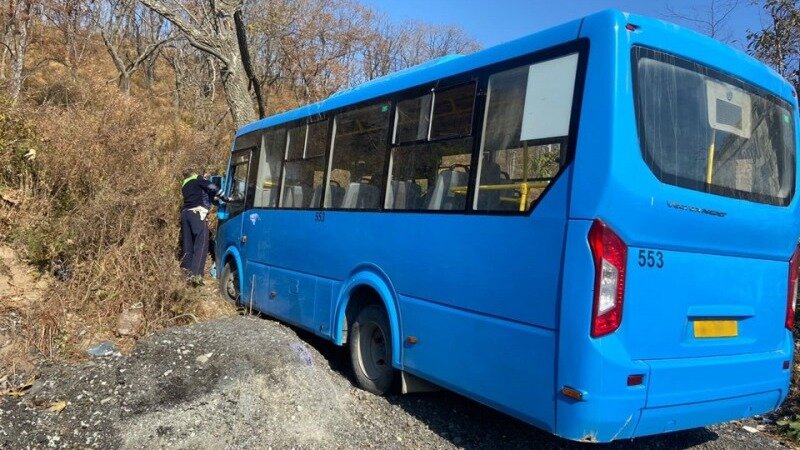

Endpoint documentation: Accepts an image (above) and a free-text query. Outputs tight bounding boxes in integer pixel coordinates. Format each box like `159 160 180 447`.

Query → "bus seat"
310 184 345 208
342 182 380 209
282 185 311 208
477 161 503 210
387 180 423 209
310 187 322 208
426 169 468 210
257 187 276 207
329 185 345 208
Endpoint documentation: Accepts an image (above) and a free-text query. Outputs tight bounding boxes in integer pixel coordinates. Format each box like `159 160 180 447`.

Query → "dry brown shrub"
0 78 237 374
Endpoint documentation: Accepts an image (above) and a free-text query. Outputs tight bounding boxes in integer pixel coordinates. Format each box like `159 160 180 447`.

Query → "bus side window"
280 121 328 209
430 83 475 140
474 54 578 212
328 103 390 210
254 128 285 208
386 84 475 211
227 133 259 217
227 153 250 217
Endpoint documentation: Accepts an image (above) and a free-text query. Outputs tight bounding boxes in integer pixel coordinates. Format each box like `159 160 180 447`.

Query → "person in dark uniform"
180 167 224 285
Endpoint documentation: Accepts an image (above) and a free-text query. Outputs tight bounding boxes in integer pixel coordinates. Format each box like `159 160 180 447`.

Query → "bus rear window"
633 47 796 206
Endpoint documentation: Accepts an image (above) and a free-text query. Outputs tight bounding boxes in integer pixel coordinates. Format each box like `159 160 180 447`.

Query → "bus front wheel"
349 304 397 395
219 261 240 306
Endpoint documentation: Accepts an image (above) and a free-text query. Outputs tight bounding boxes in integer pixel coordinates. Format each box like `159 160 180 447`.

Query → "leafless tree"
91 0 170 94
664 0 740 44
358 16 479 83
748 0 800 88
1 0 35 104
134 5 167 87
139 0 257 128
41 0 93 80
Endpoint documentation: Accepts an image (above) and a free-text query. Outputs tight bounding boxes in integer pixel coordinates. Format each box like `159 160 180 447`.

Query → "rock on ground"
0 315 794 449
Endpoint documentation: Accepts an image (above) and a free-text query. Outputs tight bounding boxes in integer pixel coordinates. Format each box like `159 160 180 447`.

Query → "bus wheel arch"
334 269 402 369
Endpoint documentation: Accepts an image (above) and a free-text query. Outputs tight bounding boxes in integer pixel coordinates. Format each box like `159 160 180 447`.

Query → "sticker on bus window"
705 79 752 139
520 53 579 141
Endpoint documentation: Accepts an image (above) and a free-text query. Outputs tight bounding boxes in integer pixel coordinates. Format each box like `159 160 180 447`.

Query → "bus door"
220 147 264 306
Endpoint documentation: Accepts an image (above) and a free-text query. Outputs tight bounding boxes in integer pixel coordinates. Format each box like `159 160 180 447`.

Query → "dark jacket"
182 175 221 209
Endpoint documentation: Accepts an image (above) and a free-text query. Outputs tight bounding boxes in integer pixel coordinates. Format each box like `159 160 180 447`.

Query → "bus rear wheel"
219 261 240 306
349 304 396 395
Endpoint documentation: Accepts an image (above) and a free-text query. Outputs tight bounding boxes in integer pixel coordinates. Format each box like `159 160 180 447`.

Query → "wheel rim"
225 271 238 300
357 321 389 381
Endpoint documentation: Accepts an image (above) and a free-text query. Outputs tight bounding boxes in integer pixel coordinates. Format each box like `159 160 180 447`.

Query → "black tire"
219 261 240 306
349 304 397 395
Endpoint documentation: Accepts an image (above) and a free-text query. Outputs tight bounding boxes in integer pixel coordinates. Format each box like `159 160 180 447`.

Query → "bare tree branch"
664 0 740 43
138 0 230 65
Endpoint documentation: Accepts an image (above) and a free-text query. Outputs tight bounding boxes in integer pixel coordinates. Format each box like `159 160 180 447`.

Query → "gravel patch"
0 315 793 449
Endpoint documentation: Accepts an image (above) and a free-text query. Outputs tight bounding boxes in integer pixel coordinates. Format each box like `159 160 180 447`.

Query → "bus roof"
236 9 795 139
235 12 587 138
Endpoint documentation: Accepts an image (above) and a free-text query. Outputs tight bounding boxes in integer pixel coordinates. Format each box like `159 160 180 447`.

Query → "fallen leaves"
46 400 67 414
0 376 35 397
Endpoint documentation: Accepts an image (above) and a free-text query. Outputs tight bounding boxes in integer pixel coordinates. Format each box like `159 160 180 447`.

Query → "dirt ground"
0 314 795 450
0 244 48 382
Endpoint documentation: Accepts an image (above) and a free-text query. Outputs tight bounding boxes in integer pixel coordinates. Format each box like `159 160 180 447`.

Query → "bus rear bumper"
635 389 782 437
632 346 791 438
555 344 791 442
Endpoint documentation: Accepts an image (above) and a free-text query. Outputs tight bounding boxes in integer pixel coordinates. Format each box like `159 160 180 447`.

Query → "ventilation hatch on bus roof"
705 79 752 139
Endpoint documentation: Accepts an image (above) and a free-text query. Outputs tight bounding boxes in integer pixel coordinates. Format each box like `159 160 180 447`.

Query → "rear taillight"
588 220 627 337
787 245 800 330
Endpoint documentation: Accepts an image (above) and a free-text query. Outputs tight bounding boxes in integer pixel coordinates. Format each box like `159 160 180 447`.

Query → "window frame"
225 147 256 218
325 100 394 211
428 81 478 142
631 45 796 207
277 117 331 209
239 38 588 216
471 52 580 213
253 127 287 209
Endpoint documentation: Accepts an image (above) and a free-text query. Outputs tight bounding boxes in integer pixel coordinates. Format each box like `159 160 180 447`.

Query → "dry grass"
0 68 238 380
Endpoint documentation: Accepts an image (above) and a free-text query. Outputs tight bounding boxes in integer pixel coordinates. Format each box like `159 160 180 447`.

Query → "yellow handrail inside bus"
522 142 528 212
705 130 716 185
449 180 550 210
449 180 550 194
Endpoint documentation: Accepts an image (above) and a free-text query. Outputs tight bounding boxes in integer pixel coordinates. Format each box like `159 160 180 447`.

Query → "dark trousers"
180 209 209 277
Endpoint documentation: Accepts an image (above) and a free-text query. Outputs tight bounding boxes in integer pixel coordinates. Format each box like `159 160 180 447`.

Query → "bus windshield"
634 47 796 206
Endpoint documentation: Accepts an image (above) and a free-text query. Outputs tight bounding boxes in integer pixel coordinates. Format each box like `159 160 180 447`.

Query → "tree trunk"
234 10 264 119
203 55 216 100
64 10 78 81
144 52 157 87
0 42 8 81
9 1 30 105
218 38 257 128
138 0 258 130
119 72 131 95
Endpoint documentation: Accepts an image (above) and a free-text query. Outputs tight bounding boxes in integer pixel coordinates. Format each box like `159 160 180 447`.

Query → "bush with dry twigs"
0 79 237 379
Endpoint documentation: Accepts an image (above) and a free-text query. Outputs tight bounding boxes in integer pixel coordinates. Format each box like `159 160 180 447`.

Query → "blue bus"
214 10 800 442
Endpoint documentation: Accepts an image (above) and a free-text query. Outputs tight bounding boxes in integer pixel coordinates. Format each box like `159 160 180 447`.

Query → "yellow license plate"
693 320 738 338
